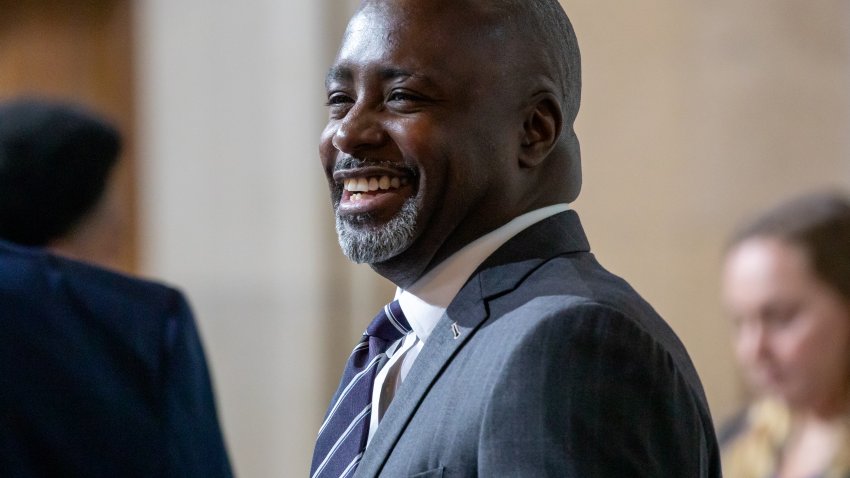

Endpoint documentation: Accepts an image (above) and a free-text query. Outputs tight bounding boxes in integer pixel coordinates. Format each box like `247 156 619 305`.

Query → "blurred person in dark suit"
721 191 850 478
0 98 232 477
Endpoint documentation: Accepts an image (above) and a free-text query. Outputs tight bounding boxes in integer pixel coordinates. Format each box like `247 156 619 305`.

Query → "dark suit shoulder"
527 251 658 318
56 250 185 317
1 240 195 387
0 241 230 477
486 291 686 387
492 250 693 370
1 238 184 318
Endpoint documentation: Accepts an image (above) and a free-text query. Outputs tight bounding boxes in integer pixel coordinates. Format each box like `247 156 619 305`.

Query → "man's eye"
325 94 353 106
387 91 419 103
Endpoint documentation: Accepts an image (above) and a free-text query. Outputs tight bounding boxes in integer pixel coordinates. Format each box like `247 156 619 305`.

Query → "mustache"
333 156 416 175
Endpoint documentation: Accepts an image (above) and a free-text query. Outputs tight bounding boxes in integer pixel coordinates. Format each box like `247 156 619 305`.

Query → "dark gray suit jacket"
0 240 232 477
355 211 721 477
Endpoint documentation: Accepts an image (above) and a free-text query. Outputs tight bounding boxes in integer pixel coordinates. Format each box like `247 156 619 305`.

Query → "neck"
371 212 519 289
370 190 571 288
779 409 847 478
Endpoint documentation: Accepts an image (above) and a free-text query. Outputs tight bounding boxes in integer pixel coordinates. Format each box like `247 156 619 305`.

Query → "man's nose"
332 103 386 154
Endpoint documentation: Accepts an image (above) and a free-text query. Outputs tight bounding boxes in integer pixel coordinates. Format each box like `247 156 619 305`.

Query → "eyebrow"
379 68 414 81
325 65 421 88
325 66 352 88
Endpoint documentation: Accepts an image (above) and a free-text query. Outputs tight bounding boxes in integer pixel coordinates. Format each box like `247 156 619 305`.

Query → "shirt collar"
396 204 570 343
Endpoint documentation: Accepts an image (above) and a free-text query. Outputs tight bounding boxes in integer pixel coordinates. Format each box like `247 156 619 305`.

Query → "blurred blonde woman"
721 191 850 478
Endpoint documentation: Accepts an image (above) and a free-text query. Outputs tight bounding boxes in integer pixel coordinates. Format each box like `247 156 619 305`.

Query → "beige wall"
134 1 849 476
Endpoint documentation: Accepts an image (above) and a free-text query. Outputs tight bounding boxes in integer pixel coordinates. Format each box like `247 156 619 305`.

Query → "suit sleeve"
161 291 234 478
478 303 714 477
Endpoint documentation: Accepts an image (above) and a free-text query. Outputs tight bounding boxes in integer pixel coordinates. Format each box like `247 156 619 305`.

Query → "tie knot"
366 300 411 341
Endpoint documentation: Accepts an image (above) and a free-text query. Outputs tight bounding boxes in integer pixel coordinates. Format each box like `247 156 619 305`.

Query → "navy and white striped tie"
310 300 411 478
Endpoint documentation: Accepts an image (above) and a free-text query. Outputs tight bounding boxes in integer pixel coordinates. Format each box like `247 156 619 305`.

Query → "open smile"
342 174 410 201
333 167 417 217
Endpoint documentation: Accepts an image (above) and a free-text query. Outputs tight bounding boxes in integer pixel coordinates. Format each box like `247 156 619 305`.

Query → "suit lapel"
354 210 590 476
355 274 488 476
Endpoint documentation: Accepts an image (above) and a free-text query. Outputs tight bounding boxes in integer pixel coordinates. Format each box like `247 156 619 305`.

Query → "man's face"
320 0 525 283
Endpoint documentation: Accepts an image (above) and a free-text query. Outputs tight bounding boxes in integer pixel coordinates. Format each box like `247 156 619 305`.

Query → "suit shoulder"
487 251 709 402
56 254 187 319
529 252 654 313
1 241 192 349
488 252 665 341
1 242 197 385
1 239 183 309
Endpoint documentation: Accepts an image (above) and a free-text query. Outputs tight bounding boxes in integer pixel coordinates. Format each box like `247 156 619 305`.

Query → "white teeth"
345 178 356 191
352 193 362 201
343 175 410 192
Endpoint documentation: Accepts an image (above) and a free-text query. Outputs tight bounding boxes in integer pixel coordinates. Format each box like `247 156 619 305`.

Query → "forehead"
329 1 503 84
725 239 814 296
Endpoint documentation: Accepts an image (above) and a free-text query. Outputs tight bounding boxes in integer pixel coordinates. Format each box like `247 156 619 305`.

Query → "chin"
334 198 419 264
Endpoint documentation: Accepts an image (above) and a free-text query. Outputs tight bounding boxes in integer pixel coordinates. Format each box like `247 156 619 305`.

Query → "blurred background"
1 0 848 475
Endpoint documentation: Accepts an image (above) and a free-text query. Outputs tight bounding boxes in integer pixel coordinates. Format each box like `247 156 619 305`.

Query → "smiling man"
311 0 721 477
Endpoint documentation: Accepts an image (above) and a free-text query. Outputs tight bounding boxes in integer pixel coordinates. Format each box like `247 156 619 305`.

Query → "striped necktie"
310 300 411 478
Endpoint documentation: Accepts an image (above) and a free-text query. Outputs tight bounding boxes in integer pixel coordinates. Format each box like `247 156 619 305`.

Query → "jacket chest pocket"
410 465 445 478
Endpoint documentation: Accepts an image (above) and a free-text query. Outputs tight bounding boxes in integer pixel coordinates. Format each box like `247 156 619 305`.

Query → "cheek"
385 119 435 158
386 122 450 192
778 319 847 375
319 125 338 169
772 334 810 369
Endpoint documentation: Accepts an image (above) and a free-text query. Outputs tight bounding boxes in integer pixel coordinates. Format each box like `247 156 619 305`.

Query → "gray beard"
335 197 418 264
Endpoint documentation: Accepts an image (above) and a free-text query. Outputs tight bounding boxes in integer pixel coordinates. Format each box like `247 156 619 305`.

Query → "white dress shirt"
367 203 570 443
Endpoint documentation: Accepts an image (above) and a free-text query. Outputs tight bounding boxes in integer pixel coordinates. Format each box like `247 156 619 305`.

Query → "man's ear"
519 92 563 168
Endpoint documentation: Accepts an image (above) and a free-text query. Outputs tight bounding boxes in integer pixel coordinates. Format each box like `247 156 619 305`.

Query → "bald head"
485 0 582 126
